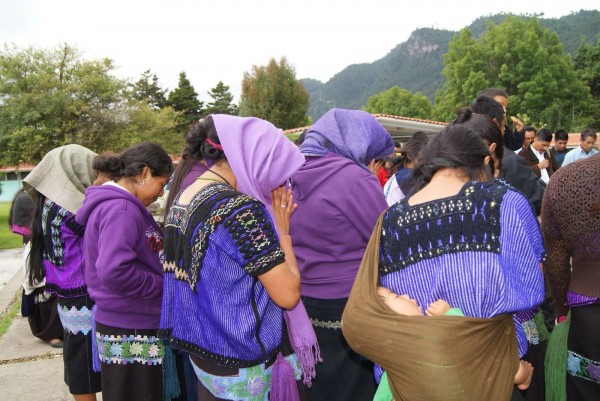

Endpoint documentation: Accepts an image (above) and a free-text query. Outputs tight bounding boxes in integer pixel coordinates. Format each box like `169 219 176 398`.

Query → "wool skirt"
95 322 164 401
303 296 376 401
566 303 600 401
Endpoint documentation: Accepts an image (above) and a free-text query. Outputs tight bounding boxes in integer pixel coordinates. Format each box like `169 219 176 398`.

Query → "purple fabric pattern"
299 108 394 171
566 290 599 308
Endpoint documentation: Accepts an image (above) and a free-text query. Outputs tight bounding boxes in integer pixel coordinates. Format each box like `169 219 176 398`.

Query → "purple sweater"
290 153 388 299
76 185 164 329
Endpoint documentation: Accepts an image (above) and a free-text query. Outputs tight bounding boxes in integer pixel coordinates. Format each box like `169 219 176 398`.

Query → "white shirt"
561 146 598 167
530 145 550 184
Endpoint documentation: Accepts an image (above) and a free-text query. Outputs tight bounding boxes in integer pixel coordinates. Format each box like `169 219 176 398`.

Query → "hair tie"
205 138 223 151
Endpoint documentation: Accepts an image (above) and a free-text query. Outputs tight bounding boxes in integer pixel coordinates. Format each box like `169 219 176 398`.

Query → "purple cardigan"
290 153 388 299
76 185 164 329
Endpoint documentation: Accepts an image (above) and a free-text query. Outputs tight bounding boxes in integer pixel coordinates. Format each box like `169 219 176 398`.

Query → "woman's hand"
271 186 296 235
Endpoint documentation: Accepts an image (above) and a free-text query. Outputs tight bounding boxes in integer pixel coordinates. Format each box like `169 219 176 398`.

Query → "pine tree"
204 81 238 116
130 69 167 109
167 71 204 132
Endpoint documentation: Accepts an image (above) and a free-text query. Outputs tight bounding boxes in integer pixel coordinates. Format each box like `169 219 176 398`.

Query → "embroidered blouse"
160 183 286 368
378 180 545 357
41 199 88 298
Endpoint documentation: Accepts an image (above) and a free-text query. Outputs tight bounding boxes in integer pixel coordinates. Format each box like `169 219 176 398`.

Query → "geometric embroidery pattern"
96 333 165 366
58 305 93 335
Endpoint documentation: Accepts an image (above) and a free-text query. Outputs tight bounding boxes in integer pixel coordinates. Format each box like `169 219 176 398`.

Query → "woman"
160 115 313 401
542 153 600 401
290 108 394 401
383 135 429 206
9 187 34 244
76 142 174 401
23 144 102 401
342 123 545 400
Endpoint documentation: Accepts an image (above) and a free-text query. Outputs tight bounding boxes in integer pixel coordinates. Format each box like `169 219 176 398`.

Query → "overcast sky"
1 0 598 102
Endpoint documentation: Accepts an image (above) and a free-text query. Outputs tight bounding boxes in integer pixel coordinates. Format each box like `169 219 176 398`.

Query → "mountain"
302 10 600 121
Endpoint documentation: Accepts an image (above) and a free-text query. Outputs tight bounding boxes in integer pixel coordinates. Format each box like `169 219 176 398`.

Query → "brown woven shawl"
341 215 519 401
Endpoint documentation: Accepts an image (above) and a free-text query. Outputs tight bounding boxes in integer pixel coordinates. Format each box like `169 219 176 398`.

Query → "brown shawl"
341 215 519 401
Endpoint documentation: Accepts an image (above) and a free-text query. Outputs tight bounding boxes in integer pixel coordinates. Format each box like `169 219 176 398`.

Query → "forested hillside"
302 10 600 121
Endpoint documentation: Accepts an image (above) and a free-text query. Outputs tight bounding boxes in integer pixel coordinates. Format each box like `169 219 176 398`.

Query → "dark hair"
28 192 46 286
93 142 173 182
477 88 508 99
393 140 401 148
454 108 504 166
554 129 569 141
8 187 27 228
524 126 537 134
295 130 307 146
581 129 597 141
163 117 223 219
536 128 552 142
470 96 505 126
411 131 429 143
412 123 492 192
387 137 428 174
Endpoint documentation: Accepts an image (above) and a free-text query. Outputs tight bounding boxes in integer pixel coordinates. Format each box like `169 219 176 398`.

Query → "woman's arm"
257 187 300 310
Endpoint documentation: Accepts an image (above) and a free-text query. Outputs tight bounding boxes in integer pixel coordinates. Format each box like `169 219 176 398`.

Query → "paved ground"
0 248 101 401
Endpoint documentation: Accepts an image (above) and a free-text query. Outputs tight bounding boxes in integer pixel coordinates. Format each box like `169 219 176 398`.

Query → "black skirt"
95 322 163 401
27 289 63 343
58 296 102 395
567 303 600 401
303 296 377 401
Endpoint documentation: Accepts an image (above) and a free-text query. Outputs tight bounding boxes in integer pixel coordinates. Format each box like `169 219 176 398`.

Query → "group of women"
19 101 597 401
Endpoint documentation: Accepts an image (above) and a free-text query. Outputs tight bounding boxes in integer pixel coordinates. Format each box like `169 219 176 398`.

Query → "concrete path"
0 248 101 401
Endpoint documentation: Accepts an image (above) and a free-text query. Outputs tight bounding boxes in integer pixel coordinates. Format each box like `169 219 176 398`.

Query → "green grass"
0 202 23 250
0 292 21 338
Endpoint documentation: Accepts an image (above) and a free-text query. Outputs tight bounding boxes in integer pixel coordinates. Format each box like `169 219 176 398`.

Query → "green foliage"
574 38 600 128
129 69 167 109
0 44 182 164
167 71 203 133
364 87 433 119
203 81 238 116
434 17 592 130
239 57 309 129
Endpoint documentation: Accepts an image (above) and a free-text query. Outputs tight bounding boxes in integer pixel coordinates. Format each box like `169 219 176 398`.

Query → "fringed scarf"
342 215 519 401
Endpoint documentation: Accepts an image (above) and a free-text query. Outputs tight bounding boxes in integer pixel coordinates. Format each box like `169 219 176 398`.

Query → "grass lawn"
0 202 24 250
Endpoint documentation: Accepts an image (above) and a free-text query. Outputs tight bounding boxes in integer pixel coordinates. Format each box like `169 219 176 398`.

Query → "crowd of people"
8 88 598 401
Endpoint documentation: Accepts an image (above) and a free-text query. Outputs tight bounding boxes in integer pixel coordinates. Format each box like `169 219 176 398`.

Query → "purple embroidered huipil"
378 181 545 358
160 183 287 368
41 199 87 298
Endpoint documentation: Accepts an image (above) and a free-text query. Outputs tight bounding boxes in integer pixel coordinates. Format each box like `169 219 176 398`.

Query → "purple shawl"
211 114 321 387
300 108 394 170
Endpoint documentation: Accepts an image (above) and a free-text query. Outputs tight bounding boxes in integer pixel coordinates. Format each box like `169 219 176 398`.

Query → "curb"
0 265 23 317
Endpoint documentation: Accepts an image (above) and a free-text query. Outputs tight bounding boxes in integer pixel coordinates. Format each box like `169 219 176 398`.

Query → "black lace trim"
44 283 88 298
379 181 510 275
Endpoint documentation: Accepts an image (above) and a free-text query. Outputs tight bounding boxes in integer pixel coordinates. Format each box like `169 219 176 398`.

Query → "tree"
203 81 238 116
434 17 592 130
167 72 203 133
0 44 181 165
130 69 167 109
574 39 600 128
0 43 127 164
239 57 309 129
364 87 433 119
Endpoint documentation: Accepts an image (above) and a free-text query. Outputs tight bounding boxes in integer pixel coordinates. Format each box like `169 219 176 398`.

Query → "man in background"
549 129 569 169
561 129 597 167
518 128 555 184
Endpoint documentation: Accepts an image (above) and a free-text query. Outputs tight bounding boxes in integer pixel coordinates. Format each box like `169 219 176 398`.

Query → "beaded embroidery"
521 318 540 345
42 199 83 266
567 351 600 383
379 181 508 275
310 318 342 330
96 333 165 365
58 305 93 335
192 354 302 401
163 183 283 291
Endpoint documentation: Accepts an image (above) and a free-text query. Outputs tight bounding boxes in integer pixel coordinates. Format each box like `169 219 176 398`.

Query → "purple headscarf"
212 115 305 222
211 115 322 388
300 108 394 170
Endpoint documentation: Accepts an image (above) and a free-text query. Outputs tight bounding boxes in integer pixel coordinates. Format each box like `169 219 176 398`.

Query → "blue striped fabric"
379 181 545 357
160 185 286 368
